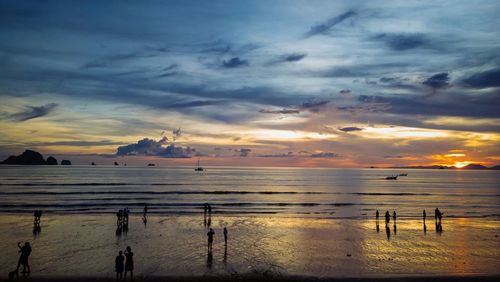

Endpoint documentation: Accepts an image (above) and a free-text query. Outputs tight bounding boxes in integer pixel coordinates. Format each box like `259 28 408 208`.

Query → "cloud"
372 33 430 51
338 126 363 132
304 10 356 38
116 137 194 158
237 148 251 157
339 89 351 96
10 103 58 121
422 72 450 90
259 100 329 115
310 152 340 158
462 68 500 88
258 152 294 157
222 57 249 68
172 128 182 137
259 109 300 114
270 53 307 64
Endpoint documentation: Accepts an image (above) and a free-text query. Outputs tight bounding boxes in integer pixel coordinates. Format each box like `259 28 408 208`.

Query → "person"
393 211 397 222
207 228 215 251
115 250 124 280
143 204 148 217
376 210 379 220
16 242 32 274
223 227 228 245
437 209 443 222
124 246 134 280
435 208 439 220
208 205 212 214
423 209 426 221
385 211 390 224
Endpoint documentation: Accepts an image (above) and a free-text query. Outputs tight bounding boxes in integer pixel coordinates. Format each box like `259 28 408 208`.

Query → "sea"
0 165 499 219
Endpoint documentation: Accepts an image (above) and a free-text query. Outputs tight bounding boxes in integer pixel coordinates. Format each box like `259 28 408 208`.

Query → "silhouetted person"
423 210 426 221
393 211 397 222
224 227 228 245
16 242 31 274
437 209 443 222
208 205 212 214
143 204 148 217
385 211 390 224
207 228 215 251
434 208 439 221
117 209 123 226
385 225 390 240
376 210 379 220
115 250 124 280
204 204 208 214
124 246 134 280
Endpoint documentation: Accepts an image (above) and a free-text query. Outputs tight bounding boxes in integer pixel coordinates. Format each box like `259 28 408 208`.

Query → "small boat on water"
386 175 398 180
399 173 408 176
194 159 204 171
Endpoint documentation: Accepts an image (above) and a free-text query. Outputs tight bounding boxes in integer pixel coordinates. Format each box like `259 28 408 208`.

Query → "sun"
453 161 471 168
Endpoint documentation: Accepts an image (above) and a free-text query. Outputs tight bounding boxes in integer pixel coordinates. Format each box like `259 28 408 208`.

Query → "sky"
0 0 499 167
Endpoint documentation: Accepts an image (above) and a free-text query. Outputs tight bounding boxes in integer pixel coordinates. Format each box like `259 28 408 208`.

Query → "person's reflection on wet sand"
393 222 397 235
435 221 443 235
207 248 213 269
376 222 380 233
424 222 427 234
223 243 227 266
385 224 390 240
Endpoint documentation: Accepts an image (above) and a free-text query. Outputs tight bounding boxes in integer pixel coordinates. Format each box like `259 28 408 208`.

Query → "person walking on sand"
423 209 426 221
223 227 228 245
115 250 124 280
385 211 390 224
376 210 379 220
124 246 134 280
435 208 439 220
393 211 397 222
16 242 32 274
207 228 215 251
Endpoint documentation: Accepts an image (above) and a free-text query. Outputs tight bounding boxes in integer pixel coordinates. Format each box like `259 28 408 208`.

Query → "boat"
194 159 204 171
398 173 408 176
385 175 398 180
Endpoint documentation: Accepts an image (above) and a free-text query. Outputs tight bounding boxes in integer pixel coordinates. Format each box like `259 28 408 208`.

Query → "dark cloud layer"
422 72 450 89
304 10 356 38
222 57 249 68
372 33 430 51
462 68 500 88
10 103 58 121
339 126 363 132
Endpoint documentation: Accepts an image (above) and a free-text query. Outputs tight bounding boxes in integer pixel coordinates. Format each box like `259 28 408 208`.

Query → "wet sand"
1 214 499 279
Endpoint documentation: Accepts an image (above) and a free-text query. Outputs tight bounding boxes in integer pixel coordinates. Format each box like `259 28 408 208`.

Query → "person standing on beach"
385 211 390 224
223 227 228 245
115 250 124 280
393 211 397 222
376 210 379 220
16 242 32 274
124 246 134 280
423 209 426 221
207 228 215 251
435 208 439 220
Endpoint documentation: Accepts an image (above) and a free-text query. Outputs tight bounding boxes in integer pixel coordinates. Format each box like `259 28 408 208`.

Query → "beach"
1 214 499 280
1 166 499 280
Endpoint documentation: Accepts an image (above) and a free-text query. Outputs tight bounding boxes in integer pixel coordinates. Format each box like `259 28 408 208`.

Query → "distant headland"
0 150 71 165
390 164 500 170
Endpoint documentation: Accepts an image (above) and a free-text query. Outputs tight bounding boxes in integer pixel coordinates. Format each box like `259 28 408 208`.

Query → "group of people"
114 246 134 280
206 227 228 251
203 203 213 228
375 208 445 237
375 210 397 224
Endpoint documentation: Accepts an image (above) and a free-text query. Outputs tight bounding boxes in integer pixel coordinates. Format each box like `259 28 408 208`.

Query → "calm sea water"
0 166 499 218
